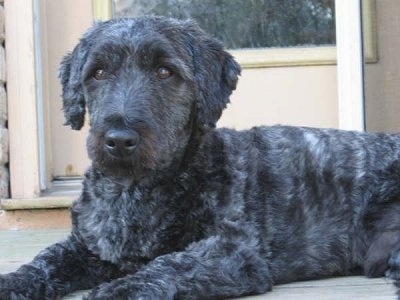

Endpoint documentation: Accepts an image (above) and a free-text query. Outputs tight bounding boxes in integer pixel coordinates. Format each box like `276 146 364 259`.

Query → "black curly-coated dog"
1 16 400 299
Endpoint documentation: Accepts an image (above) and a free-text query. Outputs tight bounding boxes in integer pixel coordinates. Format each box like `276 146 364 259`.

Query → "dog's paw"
84 277 176 300
0 274 30 300
386 246 400 280
0 274 17 300
385 245 400 300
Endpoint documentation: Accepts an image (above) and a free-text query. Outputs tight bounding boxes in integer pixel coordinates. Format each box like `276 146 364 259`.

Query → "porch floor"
0 229 396 300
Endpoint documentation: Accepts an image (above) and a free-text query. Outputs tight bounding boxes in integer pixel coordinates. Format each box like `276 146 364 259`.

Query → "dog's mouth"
87 127 158 180
95 148 157 182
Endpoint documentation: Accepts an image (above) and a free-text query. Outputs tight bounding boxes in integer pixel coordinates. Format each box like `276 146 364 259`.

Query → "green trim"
92 0 113 20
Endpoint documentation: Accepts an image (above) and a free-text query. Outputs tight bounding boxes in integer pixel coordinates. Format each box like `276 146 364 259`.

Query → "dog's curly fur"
1 16 400 299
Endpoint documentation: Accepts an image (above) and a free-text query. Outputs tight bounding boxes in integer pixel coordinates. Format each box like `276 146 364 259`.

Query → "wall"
365 0 400 133
219 65 338 130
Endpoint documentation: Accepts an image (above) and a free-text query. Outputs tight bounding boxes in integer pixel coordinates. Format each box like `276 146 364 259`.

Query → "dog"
1 16 400 299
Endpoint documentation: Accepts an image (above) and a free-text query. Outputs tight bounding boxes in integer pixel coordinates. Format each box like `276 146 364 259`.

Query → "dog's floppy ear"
186 22 241 130
59 38 91 130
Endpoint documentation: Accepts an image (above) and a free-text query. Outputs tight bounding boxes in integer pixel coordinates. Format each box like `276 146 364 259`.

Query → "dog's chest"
75 188 180 270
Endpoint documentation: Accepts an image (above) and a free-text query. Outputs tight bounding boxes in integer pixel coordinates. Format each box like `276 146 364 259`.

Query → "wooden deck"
0 229 397 299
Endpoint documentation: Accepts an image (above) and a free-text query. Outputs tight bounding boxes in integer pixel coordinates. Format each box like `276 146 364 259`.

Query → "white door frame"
4 0 41 199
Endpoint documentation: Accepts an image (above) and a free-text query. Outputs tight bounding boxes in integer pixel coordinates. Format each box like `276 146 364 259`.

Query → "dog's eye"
156 67 172 80
93 69 108 80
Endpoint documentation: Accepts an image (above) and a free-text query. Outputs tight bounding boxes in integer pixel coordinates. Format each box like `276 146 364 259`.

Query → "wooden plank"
0 209 71 230
1 196 75 210
244 277 396 300
0 229 69 272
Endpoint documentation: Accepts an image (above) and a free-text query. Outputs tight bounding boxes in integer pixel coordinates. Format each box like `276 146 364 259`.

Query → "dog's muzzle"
104 129 139 158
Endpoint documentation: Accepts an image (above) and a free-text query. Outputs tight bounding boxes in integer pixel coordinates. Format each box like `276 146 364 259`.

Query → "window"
113 0 335 49
95 0 376 67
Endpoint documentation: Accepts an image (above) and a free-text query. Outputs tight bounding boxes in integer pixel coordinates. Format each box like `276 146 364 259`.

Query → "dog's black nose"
104 129 139 157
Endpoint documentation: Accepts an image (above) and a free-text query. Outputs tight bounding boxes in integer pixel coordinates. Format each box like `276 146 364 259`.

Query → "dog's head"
59 17 240 178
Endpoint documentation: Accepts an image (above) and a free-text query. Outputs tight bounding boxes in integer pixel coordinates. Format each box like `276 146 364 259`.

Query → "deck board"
0 229 396 299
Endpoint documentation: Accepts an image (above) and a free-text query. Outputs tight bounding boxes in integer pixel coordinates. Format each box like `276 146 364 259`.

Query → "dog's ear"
59 39 91 130
186 23 241 130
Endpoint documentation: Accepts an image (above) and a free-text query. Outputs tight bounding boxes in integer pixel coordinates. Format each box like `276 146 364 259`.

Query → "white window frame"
1 0 375 208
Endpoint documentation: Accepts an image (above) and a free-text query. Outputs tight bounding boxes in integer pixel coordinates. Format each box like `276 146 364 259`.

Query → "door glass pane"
112 0 335 49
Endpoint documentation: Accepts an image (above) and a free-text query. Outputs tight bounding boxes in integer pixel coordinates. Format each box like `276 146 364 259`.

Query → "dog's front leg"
0 234 121 300
86 235 272 300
